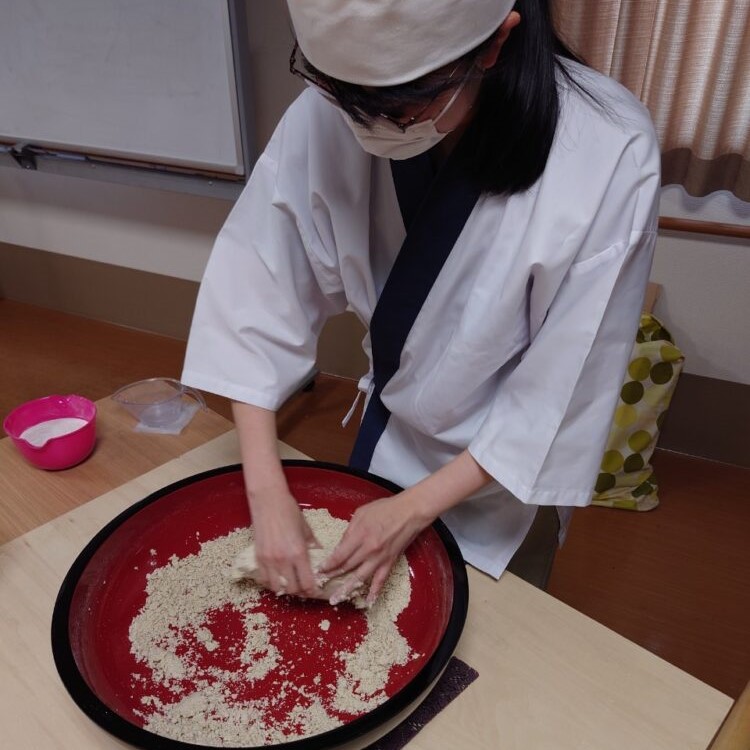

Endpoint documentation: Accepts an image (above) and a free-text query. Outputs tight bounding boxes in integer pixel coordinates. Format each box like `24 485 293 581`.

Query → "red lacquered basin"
52 461 468 749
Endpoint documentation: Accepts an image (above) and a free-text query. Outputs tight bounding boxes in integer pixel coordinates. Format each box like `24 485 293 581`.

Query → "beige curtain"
552 0 750 201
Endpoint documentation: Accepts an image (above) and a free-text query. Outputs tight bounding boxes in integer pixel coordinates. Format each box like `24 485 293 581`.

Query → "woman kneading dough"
182 0 660 604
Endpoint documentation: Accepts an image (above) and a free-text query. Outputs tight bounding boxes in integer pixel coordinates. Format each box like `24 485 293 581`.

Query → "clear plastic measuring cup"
111 378 206 428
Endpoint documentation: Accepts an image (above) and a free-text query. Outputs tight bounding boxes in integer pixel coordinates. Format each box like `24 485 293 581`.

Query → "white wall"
651 232 750 385
0 169 229 281
652 186 750 386
0 2 748 386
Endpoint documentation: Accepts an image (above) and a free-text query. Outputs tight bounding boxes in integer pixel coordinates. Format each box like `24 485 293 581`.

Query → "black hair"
299 0 593 196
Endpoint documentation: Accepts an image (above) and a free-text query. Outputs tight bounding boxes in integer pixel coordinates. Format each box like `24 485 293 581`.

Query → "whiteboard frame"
0 0 253 200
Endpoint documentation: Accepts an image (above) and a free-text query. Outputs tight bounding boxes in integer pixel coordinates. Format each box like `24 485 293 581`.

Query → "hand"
321 492 434 606
249 488 322 598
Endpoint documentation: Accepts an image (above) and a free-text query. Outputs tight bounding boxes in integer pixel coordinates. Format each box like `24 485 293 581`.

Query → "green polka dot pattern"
650 361 674 385
595 473 617 493
592 314 684 512
621 381 645 404
623 453 645 472
628 357 652 381
601 450 624 473
628 430 652 453
660 344 682 363
614 404 638 428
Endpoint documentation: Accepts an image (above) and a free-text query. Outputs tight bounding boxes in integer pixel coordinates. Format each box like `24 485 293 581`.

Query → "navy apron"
349 137 482 471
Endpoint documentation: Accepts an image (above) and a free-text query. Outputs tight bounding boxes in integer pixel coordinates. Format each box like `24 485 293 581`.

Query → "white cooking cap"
287 0 516 86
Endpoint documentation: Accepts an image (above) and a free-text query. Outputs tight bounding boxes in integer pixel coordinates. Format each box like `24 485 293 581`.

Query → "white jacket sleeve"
468 122 661 508
182 103 348 410
469 229 657 507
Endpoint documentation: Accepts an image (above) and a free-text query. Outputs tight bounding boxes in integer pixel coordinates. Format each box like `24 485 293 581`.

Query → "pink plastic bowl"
3 394 97 470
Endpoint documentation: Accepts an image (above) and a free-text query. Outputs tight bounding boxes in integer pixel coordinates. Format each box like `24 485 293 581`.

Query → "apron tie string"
341 390 364 428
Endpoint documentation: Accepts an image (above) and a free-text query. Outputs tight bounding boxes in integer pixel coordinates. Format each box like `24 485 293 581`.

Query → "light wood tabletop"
0 400 735 749
0 396 232 545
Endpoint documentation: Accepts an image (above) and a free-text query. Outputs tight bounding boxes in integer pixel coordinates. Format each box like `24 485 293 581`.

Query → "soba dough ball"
230 544 367 608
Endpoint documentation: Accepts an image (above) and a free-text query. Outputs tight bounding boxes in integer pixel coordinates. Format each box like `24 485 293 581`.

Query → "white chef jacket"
182 60 661 578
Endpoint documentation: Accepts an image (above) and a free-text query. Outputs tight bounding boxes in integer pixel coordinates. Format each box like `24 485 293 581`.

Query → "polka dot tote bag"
593 314 684 511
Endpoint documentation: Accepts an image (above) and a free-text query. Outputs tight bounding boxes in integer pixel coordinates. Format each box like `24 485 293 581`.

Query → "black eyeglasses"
289 40 473 133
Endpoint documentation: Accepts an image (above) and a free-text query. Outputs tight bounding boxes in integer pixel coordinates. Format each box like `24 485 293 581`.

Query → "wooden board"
0 396 232 545
0 430 732 750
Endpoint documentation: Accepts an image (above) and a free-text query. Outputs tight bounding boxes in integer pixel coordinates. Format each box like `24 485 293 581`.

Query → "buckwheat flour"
20 417 88 446
128 508 416 746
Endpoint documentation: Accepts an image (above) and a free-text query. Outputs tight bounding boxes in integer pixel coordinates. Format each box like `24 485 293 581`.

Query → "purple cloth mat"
364 656 479 750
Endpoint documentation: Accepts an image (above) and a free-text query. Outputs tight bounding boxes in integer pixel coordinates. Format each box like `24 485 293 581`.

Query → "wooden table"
0 399 734 749
0 396 233 545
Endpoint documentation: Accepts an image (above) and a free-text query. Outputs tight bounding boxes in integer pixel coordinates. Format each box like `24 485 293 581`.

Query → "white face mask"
340 78 469 160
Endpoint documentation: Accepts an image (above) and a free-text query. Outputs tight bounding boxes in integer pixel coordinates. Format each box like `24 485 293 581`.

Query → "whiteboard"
0 0 245 176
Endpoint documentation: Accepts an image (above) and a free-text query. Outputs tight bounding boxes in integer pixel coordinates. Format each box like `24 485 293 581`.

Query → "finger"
266 556 299 596
267 541 309 595
365 563 392 606
329 565 372 606
293 556 322 598
321 536 367 576
284 557 313 596
253 563 271 589
275 569 293 596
